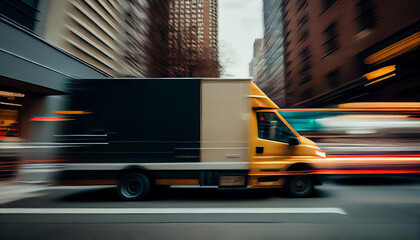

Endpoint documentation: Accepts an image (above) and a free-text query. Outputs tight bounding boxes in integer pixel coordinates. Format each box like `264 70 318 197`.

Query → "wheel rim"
290 176 312 195
121 177 144 198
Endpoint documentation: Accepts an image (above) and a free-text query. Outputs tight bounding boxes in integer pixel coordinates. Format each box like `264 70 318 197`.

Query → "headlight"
315 150 326 158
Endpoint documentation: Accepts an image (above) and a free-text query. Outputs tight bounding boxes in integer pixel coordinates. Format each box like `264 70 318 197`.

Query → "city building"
122 0 170 77
281 0 420 107
0 0 219 182
0 15 109 142
0 0 220 143
0 0 153 143
249 38 264 80
0 0 169 77
250 0 285 107
40 0 128 76
167 0 219 77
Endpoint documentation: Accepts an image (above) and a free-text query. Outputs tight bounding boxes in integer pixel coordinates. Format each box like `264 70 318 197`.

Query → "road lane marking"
0 208 347 215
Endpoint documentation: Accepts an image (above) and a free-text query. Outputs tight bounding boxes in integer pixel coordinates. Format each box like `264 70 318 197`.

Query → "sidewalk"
0 181 48 205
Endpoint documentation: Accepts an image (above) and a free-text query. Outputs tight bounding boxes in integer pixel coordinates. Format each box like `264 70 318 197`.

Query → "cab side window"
257 112 294 143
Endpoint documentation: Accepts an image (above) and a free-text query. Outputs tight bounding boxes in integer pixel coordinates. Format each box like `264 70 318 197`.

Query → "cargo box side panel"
107 78 201 163
201 80 250 162
62 78 201 163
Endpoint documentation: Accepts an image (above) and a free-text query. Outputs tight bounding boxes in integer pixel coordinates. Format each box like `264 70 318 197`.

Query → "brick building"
168 0 219 77
281 0 420 107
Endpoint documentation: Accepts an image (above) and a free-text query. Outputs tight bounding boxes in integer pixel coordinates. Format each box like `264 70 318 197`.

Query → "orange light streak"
55 111 91 115
314 169 420 175
30 117 75 121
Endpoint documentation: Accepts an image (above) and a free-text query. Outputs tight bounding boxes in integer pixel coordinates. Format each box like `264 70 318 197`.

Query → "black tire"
117 172 151 200
285 175 314 197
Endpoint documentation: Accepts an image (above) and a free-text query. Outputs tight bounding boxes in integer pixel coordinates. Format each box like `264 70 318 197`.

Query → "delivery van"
51 78 325 200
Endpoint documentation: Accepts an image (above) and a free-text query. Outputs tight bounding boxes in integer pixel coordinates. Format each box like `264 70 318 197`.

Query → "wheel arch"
286 162 314 171
286 162 321 185
116 165 155 183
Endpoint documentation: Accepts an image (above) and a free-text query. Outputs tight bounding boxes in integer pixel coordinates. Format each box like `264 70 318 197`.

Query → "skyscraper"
167 0 219 77
249 38 264 80
250 0 285 107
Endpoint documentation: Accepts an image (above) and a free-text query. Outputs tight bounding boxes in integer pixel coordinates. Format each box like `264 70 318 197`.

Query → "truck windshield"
257 112 294 143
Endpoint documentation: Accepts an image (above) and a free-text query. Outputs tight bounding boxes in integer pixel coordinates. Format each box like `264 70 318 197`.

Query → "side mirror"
288 136 300 145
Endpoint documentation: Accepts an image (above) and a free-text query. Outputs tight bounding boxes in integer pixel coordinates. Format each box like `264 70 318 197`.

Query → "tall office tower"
249 38 264 81
167 0 219 77
251 0 286 107
281 0 419 107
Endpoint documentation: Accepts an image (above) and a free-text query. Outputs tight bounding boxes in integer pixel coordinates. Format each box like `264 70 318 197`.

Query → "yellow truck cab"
249 81 324 196
51 78 325 200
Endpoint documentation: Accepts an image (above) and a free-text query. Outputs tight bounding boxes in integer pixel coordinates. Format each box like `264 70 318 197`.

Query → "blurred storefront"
0 16 110 143
0 11 110 180
0 89 24 139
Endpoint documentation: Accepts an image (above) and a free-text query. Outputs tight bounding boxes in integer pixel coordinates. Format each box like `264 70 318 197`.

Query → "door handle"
256 146 264 154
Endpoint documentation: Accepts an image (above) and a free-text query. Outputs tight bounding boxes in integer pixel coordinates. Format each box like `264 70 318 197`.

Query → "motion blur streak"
313 154 420 174
54 111 91 115
338 102 420 108
364 73 396 86
327 154 420 158
30 117 75 121
0 160 67 164
54 180 118 186
363 65 396 80
22 160 68 163
315 169 420 175
364 32 420 65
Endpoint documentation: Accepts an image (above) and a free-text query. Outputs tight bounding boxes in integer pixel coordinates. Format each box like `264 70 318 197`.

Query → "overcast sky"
218 0 263 77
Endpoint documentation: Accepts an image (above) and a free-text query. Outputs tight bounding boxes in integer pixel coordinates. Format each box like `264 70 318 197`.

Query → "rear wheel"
117 172 151 200
285 175 314 197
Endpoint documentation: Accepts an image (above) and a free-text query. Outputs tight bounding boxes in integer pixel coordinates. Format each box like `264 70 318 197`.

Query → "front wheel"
117 172 151 200
285 175 314 197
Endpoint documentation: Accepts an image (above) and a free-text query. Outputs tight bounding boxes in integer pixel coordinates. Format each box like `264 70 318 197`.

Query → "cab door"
249 109 301 187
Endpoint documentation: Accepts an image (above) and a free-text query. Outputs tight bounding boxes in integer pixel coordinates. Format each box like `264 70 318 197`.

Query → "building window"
298 30 309 43
300 88 314 101
322 0 337 13
284 50 291 60
356 0 376 31
326 69 340 88
296 0 307 11
299 61 311 74
322 22 339 56
284 40 291 49
299 46 311 62
283 20 290 31
297 14 309 30
284 30 291 41
299 73 312 85
286 77 292 87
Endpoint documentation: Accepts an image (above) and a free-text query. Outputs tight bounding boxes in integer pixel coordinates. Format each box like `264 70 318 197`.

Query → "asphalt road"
0 176 419 240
